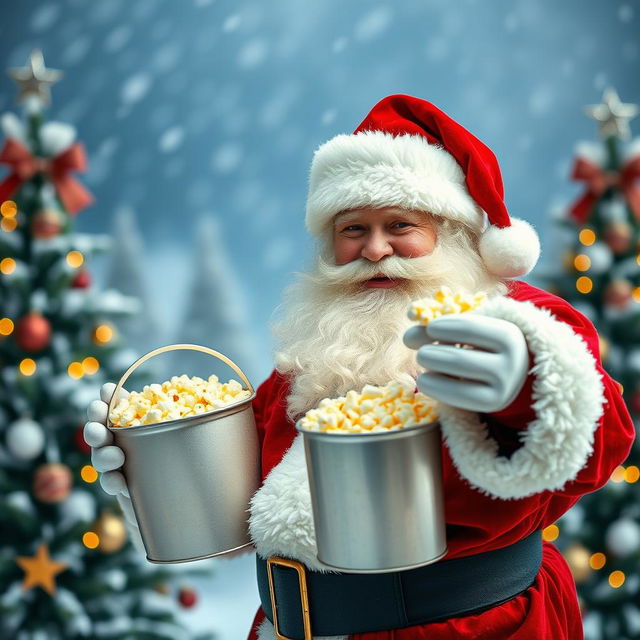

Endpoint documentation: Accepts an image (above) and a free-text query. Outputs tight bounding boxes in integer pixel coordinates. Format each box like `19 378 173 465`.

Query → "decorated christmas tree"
542 88 640 640
0 50 212 639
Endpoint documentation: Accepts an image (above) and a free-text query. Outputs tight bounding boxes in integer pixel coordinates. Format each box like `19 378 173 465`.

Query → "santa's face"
272 207 507 420
332 207 438 289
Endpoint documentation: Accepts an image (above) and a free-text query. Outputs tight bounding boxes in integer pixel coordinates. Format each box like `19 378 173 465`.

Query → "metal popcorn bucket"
296 420 447 573
106 344 259 564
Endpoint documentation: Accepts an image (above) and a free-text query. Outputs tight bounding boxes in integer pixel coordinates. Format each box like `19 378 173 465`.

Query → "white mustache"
308 253 448 288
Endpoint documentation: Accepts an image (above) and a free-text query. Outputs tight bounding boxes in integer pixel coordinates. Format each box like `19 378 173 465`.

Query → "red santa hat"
305 94 540 278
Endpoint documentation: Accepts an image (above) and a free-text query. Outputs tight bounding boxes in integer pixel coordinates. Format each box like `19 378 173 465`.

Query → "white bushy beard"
272 220 508 421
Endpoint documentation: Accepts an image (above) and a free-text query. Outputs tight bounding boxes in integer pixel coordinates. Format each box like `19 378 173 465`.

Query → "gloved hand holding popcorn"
84 383 143 551
84 373 254 558
402 287 531 413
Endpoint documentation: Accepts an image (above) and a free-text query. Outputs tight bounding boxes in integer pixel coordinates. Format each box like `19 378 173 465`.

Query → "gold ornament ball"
604 279 633 309
32 208 64 239
564 543 592 583
93 512 127 554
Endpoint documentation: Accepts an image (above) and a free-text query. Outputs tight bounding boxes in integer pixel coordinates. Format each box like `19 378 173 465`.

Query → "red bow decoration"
0 138 94 215
570 153 640 225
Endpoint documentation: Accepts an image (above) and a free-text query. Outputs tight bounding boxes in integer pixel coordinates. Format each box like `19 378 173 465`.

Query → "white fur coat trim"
439 295 606 500
250 436 347 639
305 130 483 236
249 434 331 572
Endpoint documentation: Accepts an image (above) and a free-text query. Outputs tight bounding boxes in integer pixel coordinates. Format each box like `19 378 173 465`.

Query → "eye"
392 221 413 229
339 224 365 235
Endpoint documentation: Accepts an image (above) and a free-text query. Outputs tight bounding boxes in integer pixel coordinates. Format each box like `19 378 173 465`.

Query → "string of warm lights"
0 318 14 335
93 324 114 344
541 456 639 590
541 520 630 590
1 257 16 274
67 357 100 379
65 250 83 268
80 465 98 484
609 464 640 483
575 228 594 294
1 199 18 232
19 358 36 375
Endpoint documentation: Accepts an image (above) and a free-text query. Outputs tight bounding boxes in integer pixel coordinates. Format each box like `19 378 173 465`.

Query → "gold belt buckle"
266 556 312 640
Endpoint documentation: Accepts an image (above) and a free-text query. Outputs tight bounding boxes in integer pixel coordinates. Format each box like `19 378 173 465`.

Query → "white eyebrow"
333 211 361 226
334 209 430 227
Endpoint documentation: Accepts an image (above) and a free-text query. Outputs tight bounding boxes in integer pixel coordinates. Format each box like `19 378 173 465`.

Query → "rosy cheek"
402 234 436 257
333 238 358 265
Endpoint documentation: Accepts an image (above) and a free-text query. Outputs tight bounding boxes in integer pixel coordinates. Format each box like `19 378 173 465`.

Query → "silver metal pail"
296 420 447 573
106 344 260 564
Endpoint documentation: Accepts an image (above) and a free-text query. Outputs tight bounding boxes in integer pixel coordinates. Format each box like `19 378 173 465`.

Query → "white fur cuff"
439 296 606 499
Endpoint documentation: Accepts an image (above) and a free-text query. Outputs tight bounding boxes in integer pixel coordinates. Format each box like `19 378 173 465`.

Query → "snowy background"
1 0 640 637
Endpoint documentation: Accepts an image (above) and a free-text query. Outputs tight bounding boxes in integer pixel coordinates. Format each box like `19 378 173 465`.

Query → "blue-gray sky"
1 0 640 382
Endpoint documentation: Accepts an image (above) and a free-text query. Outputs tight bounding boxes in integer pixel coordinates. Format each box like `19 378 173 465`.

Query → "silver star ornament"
584 88 639 141
7 50 63 106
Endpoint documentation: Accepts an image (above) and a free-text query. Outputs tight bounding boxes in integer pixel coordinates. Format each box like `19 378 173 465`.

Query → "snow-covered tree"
168 216 259 386
103 205 164 356
0 50 213 640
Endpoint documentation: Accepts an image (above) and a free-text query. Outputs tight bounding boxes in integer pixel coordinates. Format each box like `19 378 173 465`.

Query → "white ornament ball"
5 491 36 517
59 490 96 526
606 518 640 557
6 417 45 460
582 242 613 274
103 568 127 591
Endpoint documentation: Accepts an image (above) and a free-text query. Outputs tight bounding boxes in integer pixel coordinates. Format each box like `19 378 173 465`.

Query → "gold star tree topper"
16 543 68 595
585 88 639 141
7 49 63 105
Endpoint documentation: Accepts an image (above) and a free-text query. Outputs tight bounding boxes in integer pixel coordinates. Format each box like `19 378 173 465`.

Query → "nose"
361 230 393 262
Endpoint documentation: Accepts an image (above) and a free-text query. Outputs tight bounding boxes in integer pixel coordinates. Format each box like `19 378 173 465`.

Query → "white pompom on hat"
305 94 540 278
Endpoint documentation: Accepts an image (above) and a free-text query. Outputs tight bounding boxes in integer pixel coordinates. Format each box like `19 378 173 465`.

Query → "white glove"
403 313 530 413
84 382 145 552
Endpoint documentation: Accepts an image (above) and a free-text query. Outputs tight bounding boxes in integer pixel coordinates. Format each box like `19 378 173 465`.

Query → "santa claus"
85 95 635 640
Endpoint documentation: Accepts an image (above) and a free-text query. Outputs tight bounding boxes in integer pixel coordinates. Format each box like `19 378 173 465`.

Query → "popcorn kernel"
408 286 487 326
299 381 438 434
109 374 251 427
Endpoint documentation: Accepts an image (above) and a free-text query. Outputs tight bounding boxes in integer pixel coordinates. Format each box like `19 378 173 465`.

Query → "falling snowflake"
354 7 393 42
120 73 152 105
237 38 269 69
158 126 184 153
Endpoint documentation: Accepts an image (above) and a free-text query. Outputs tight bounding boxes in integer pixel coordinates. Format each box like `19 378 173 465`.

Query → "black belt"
257 532 542 639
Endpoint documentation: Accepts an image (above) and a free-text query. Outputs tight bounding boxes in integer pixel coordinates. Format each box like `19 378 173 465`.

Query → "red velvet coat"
246 281 635 640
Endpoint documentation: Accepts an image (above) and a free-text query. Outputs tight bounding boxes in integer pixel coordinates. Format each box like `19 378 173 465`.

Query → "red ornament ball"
604 279 633 310
15 312 51 352
32 208 64 239
71 270 92 289
604 221 632 255
75 425 91 455
33 463 73 504
178 586 198 608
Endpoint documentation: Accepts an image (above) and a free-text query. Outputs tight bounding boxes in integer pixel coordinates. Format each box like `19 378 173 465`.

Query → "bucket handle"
106 343 255 427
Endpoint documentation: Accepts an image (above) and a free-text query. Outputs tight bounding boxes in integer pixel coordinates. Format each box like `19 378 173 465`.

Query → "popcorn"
298 381 438 434
407 286 487 326
109 374 251 427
